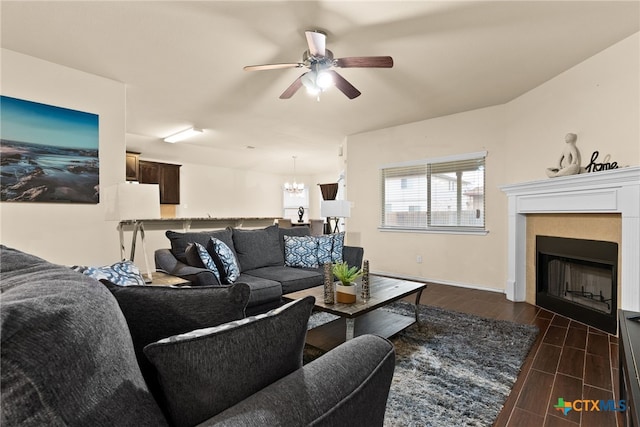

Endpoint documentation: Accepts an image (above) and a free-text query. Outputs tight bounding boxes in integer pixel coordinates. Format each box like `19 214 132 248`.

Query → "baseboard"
371 270 506 294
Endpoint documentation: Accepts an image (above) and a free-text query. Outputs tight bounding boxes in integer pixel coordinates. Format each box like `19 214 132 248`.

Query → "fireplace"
536 235 618 333
500 167 640 320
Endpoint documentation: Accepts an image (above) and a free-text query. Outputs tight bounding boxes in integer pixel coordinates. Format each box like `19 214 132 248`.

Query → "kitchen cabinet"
125 152 140 181
138 160 181 204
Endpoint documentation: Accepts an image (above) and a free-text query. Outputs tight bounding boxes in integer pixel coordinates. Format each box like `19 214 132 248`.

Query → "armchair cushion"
144 296 315 427
103 282 250 407
202 335 396 427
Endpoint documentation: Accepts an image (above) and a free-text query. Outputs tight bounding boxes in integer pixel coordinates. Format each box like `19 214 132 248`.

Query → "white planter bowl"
336 282 357 304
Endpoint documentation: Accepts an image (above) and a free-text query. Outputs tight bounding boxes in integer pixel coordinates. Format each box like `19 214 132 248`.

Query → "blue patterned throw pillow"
331 232 345 263
316 235 334 265
194 242 221 283
72 260 145 286
284 235 319 268
210 237 240 284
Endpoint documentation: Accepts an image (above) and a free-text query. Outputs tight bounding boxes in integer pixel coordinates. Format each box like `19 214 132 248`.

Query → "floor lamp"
320 200 351 233
104 183 161 283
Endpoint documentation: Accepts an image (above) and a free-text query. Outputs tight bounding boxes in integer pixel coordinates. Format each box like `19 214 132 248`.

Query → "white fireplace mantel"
500 166 640 311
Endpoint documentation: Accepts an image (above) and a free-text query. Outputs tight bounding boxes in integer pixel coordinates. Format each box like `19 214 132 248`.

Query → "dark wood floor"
408 282 620 427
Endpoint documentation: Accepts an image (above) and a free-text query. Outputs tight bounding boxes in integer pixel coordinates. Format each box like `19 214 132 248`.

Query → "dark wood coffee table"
284 275 427 351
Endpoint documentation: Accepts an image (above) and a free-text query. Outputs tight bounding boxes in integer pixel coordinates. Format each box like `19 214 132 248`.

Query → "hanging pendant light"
284 156 305 195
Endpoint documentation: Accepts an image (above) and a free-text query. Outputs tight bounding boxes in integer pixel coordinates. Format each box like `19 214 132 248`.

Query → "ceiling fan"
243 30 393 100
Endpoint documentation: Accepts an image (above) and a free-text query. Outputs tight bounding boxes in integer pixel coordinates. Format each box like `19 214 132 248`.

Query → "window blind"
380 152 485 231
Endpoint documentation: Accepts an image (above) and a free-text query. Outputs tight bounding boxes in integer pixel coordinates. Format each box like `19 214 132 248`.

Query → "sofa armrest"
343 245 364 269
200 334 395 427
155 248 220 286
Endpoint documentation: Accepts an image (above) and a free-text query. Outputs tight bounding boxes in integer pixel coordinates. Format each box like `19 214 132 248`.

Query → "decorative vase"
323 263 334 304
336 282 357 304
361 260 370 301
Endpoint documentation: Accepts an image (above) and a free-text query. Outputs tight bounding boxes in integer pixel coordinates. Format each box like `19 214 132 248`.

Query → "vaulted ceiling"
2 1 638 175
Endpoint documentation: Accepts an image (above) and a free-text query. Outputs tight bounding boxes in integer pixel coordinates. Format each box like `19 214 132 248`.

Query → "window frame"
379 151 488 235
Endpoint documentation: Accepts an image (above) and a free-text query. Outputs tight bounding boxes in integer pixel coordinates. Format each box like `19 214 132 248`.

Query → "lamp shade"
104 183 161 221
318 183 338 200
320 200 351 218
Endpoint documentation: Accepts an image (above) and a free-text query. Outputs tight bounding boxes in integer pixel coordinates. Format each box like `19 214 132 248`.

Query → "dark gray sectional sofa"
155 225 364 315
1 245 395 426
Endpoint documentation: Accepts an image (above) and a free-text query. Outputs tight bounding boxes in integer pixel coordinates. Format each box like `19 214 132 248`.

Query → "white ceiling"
2 1 638 176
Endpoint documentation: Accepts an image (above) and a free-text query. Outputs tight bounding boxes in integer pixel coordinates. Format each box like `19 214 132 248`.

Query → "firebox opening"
536 235 618 334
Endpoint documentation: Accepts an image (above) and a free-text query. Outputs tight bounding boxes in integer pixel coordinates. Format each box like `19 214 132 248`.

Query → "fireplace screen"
546 257 614 314
536 235 618 333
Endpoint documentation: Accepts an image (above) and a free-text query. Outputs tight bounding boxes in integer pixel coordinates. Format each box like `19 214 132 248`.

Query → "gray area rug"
305 301 539 427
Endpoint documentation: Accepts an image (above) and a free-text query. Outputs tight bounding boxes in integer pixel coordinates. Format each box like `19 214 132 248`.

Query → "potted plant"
332 262 363 304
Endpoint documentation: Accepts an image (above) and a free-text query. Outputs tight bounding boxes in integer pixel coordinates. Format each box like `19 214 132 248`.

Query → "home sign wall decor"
0 96 99 203
585 151 619 173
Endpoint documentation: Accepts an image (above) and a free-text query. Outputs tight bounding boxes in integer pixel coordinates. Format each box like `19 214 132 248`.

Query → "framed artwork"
0 95 99 203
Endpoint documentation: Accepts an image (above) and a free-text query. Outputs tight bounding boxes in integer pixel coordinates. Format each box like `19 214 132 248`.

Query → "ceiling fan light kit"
244 30 393 100
163 127 203 143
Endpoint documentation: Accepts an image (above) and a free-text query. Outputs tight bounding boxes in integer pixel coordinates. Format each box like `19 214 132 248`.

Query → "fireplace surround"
500 166 640 316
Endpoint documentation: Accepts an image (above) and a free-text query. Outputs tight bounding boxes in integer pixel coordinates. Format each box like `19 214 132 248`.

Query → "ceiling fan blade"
335 56 394 68
279 74 306 99
244 63 304 71
328 70 361 99
305 30 326 57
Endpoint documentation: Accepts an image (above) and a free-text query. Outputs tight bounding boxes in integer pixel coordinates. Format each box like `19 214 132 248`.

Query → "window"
380 151 486 233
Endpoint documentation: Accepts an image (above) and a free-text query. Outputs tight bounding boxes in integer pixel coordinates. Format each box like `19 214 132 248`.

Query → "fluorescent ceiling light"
164 127 203 143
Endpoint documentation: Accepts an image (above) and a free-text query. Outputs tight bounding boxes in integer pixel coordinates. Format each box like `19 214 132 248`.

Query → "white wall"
0 49 126 265
347 105 508 290
345 32 640 292
505 33 640 183
1 49 344 268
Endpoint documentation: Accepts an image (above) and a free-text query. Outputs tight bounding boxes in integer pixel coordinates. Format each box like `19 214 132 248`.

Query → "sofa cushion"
244 266 322 295
278 225 310 254
144 296 315 427
194 242 222 282
210 237 240 283
233 225 283 271
184 243 206 268
166 228 235 264
331 231 345 263
71 259 146 286
316 234 334 264
236 273 282 306
103 281 250 409
0 245 167 426
284 235 319 268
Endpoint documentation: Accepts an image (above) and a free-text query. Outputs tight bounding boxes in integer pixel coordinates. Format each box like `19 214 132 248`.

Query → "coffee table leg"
414 288 425 324
346 318 355 340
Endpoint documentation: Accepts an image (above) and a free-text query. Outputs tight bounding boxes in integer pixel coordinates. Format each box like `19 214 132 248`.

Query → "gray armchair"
1 245 395 427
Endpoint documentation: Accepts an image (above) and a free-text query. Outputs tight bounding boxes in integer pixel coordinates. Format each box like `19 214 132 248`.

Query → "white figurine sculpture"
546 133 582 178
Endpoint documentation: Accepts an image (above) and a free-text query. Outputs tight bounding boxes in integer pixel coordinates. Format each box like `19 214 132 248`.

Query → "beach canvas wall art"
0 96 99 203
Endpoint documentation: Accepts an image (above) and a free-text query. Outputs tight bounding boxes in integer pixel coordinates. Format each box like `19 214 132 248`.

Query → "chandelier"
284 156 305 195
